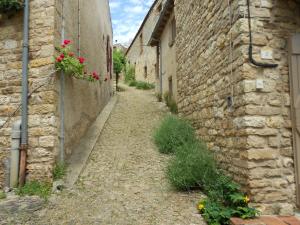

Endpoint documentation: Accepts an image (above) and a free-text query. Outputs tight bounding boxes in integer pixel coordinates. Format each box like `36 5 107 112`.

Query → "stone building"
174 0 300 215
125 0 162 85
149 0 177 101
0 0 113 188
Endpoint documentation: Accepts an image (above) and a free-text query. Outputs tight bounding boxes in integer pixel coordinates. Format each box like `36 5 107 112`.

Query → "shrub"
16 181 52 199
0 0 23 14
128 80 137 87
53 163 66 181
167 141 217 191
153 115 196 154
124 64 136 84
135 81 155 90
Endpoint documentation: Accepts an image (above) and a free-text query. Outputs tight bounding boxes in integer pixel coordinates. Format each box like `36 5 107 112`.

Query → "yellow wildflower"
244 196 250 203
198 203 205 211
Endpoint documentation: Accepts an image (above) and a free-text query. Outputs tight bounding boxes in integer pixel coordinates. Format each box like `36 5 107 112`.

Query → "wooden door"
290 33 300 206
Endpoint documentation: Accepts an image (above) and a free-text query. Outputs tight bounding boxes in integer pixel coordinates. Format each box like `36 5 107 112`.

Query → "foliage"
135 81 155 90
124 64 136 84
0 191 6 200
53 163 66 181
55 40 100 82
153 114 259 225
155 93 162 102
153 115 196 154
128 80 137 87
164 91 178 114
167 140 217 191
113 49 126 75
0 0 23 14
16 181 52 199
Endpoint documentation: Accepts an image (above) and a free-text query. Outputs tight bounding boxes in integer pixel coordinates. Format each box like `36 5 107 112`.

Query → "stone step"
230 216 300 225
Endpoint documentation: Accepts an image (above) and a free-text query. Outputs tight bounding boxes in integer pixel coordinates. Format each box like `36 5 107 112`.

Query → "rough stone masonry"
174 0 300 215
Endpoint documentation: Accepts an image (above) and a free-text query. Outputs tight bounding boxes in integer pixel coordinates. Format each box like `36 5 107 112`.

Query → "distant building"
113 43 127 54
149 0 176 101
125 0 163 85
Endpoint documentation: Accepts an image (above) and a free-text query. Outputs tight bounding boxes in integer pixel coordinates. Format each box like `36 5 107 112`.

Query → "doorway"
290 33 300 206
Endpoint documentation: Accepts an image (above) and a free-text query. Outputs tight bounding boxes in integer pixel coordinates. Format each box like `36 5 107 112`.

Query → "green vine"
0 0 23 14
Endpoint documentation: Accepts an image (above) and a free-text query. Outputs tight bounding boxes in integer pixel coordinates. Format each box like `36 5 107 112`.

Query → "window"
139 33 143 55
169 18 176 47
169 77 173 97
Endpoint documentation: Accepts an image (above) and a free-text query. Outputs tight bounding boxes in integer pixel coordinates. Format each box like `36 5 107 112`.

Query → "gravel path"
20 87 205 225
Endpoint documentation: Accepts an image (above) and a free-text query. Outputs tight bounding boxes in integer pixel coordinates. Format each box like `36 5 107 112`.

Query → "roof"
125 0 159 55
148 0 174 46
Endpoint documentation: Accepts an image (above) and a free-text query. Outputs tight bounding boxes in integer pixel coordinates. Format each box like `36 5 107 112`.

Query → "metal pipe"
59 0 65 163
78 0 81 56
10 120 21 188
19 0 30 187
246 0 278 68
159 41 163 95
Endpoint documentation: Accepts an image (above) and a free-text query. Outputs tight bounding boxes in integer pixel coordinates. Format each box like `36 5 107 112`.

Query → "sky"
109 0 155 47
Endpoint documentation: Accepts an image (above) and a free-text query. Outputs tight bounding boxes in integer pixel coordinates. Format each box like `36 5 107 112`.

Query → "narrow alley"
24 87 204 225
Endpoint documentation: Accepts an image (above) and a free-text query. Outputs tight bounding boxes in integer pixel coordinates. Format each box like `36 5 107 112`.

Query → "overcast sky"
109 0 154 46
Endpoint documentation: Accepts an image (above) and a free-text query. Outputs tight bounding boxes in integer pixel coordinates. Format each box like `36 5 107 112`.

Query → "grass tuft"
16 181 52 199
53 163 66 181
0 191 6 200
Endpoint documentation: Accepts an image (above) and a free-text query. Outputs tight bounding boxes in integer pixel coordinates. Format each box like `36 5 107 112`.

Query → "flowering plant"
55 40 100 82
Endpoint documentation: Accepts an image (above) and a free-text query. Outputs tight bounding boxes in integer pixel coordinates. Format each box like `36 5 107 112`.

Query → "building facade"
0 0 113 188
175 0 300 215
125 0 162 85
149 0 177 101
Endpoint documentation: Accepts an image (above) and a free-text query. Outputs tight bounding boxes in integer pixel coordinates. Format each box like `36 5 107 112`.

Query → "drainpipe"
10 120 21 188
59 0 65 163
159 41 163 95
19 0 30 187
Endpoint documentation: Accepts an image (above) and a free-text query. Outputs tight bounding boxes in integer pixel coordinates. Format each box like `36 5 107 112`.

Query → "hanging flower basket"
55 40 100 82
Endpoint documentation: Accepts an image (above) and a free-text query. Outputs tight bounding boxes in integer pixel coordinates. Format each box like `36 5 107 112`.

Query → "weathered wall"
175 0 300 215
55 0 113 156
160 11 177 100
126 0 162 84
0 0 112 188
0 0 59 186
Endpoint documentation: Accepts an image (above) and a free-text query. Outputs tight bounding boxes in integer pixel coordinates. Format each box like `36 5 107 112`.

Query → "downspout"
19 0 30 187
159 41 163 95
246 0 278 68
10 120 21 188
59 0 65 163
77 0 81 56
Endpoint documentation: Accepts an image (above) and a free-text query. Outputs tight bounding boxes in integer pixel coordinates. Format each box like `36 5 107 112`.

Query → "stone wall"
175 0 300 215
0 0 58 186
0 0 112 188
125 0 162 84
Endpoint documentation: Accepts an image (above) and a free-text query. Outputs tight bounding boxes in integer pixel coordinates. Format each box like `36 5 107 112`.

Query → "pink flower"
60 54 65 59
64 39 71 45
69 52 74 57
61 44 66 48
78 57 85 64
